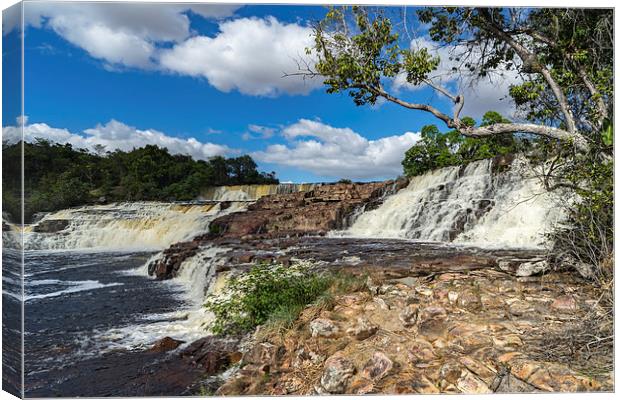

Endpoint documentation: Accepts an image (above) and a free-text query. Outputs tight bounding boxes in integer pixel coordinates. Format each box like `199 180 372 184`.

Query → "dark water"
2 247 23 397
6 250 195 397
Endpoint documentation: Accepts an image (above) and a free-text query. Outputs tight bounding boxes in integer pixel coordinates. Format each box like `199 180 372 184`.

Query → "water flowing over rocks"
208 180 407 239
22 157 610 395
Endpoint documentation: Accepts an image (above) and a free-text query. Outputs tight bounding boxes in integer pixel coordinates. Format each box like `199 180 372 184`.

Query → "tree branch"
477 9 578 134
461 123 589 152
358 84 454 125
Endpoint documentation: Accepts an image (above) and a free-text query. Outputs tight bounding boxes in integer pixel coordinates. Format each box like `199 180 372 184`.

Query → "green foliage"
549 151 613 281
312 7 428 106
402 111 526 177
2 140 278 222
204 262 333 335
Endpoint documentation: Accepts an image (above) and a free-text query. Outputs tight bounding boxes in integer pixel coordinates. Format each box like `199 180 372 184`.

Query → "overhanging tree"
298 7 612 154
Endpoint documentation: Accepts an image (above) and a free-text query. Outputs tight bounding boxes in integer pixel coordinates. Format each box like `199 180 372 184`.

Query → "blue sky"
2 2 517 183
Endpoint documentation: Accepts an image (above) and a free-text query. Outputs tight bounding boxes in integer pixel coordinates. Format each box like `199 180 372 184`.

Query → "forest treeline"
2 140 278 222
401 111 530 176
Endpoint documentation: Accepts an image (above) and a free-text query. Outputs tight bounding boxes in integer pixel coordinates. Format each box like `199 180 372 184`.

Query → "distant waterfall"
200 183 320 201
24 202 247 251
340 158 563 248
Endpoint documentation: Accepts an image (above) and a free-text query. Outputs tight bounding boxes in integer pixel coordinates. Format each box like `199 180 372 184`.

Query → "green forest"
2 140 278 222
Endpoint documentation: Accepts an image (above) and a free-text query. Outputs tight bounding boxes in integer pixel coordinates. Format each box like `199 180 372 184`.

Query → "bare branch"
461 123 589 152
477 9 578 134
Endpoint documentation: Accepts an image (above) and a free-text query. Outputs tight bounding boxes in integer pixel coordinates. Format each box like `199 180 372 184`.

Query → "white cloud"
393 37 521 120
159 17 320 96
2 118 232 160
252 119 420 179
17 2 240 68
15 4 319 96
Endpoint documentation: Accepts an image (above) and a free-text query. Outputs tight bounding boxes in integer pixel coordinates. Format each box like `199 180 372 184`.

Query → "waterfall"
24 201 247 251
200 183 320 201
101 245 231 349
339 158 563 248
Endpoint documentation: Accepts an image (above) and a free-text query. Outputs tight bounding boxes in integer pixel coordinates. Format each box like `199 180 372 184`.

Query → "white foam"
25 280 123 301
96 246 230 350
24 201 247 251
338 157 562 248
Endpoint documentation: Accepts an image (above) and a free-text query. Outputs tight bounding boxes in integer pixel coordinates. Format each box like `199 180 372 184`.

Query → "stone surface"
149 337 184 353
347 318 378 340
320 353 356 393
310 318 339 338
399 304 419 327
551 295 578 311
361 352 393 381
494 373 537 393
189 239 610 396
180 336 240 375
456 370 493 394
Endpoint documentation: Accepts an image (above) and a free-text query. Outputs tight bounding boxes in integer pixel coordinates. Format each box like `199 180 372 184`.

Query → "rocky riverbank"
215 266 612 395
142 237 613 395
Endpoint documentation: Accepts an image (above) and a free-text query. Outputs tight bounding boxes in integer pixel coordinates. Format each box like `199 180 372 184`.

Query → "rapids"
338 158 563 248
23 201 247 251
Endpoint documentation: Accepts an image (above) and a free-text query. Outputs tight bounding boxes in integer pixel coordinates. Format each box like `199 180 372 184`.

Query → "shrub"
204 261 334 335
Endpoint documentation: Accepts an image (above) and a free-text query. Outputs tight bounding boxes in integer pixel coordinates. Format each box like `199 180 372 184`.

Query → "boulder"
346 318 378 340
361 352 393 381
310 318 339 338
320 352 356 393
149 337 184 353
180 336 240 374
399 304 419 327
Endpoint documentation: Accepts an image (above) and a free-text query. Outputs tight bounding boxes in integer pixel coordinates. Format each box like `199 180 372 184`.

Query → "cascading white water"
100 246 231 349
25 201 247 251
200 183 320 201
340 158 562 248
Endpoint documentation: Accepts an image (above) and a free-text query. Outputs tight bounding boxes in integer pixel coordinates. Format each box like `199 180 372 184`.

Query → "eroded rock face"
147 241 201 280
209 180 407 239
180 336 240 375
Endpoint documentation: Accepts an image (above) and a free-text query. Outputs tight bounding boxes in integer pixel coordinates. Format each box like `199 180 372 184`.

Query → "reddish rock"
320 352 356 393
180 336 241 374
209 180 407 239
361 352 393 381
147 241 201 280
149 337 185 353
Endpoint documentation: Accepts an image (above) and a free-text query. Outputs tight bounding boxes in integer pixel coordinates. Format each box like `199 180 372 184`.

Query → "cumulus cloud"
159 17 319 96
16 2 240 68
393 37 521 120
2 118 232 160
15 4 318 95
252 119 420 179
